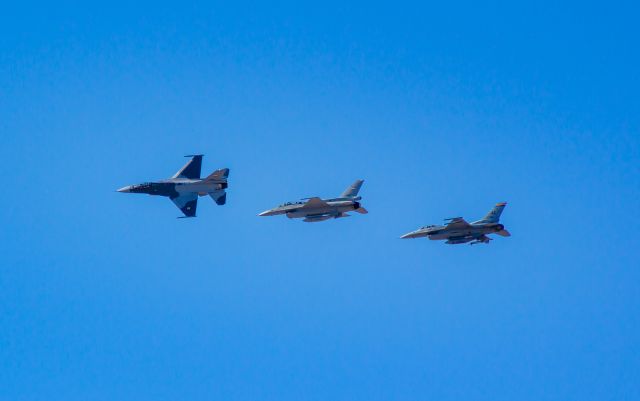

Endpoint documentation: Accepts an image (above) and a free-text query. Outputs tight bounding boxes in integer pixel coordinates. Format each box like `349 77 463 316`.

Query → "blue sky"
1 2 639 400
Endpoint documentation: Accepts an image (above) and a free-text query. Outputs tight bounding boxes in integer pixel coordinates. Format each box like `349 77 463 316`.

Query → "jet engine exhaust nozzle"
353 201 368 214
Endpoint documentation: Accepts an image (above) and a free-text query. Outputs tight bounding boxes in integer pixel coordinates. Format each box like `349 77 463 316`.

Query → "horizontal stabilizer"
209 190 227 205
354 207 368 214
496 229 511 237
204 168 229 181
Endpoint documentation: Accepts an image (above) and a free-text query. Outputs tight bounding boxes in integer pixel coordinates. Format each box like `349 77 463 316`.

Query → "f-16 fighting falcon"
117 155 229 218
258 180 368 222
400 203 511 245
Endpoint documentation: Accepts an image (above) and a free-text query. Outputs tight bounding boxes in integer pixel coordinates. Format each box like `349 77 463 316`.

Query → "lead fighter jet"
258 180 368 222
117 155 229 218
400 202 511 244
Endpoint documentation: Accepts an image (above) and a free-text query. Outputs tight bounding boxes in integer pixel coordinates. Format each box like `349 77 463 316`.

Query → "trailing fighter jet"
117 155 229 218
258 180 368 222
400 202 511 245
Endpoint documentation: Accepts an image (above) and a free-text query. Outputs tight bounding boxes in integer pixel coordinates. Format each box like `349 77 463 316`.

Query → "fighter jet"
258 180 368 222
400 202 511 244
117 155 229 218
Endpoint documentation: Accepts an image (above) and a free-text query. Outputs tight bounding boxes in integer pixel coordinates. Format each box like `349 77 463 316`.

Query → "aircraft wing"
171 192 198 217
444 217 472 230
301 197 330 209
172 155 203 179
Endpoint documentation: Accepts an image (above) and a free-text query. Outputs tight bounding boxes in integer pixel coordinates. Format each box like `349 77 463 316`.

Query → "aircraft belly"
469 228 488 237
287 205 346 219
287 209 312 218
176 182 218 193
144 183 177 197
290 208 329 218
441 231 470 238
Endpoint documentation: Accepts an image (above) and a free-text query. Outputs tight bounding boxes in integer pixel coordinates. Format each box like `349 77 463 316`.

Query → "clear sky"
1 2 639 400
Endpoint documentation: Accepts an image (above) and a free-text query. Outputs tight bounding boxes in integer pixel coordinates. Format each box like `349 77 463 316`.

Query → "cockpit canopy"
279 201 304 207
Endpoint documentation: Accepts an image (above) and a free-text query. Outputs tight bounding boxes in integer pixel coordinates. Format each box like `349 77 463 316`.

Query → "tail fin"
172 155 203 179
209 190 227 205
478 202 507 223
204 168 229 181
340 179 364 198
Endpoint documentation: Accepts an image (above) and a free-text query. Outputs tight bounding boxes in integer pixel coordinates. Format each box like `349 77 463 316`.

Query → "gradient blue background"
1 2 639 400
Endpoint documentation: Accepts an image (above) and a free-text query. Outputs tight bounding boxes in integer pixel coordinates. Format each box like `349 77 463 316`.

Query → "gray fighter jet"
258 180 368 222
400 202 511 244
117 155 229 218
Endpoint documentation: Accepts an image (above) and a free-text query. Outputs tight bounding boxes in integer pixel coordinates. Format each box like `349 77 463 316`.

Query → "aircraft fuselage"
427 223 504 241
118 179 228 198
402 223 505 243
286 200 361 219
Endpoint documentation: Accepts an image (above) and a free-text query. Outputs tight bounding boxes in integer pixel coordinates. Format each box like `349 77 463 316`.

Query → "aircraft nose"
400 231 417 239
117 185 132 193
258 209 274 217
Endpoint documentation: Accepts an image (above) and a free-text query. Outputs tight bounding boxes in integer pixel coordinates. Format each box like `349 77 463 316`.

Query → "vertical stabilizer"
477 202 507 223
340 179 364 198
